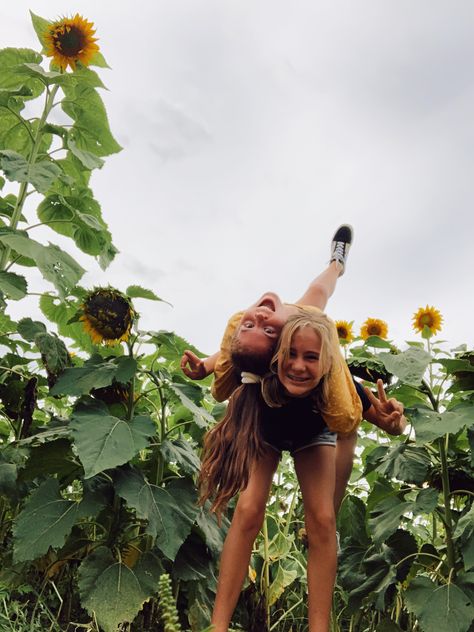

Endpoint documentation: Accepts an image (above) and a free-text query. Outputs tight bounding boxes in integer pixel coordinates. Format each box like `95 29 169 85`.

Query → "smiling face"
235 292 287 356
277 325 323 397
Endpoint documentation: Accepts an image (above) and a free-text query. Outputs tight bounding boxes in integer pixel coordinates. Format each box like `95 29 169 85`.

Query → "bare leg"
294 261 342 310
334 432 357 514
211 448 280 632
293 445 337 632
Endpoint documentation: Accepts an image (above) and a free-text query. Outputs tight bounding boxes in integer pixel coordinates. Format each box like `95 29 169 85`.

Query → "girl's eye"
243 321 254 329
264 326 276 335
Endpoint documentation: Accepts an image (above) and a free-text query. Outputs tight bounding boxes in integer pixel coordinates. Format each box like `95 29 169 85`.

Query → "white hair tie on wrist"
241 371 262 384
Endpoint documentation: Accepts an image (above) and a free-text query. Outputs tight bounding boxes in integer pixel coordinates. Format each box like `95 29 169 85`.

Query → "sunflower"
80 288 135 345
360 317 388 340
335 320 354 345
412 305 443 336
44 14 99 71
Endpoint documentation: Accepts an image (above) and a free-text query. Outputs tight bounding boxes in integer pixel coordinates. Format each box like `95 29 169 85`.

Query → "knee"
233 498 266 536
304 510 336 547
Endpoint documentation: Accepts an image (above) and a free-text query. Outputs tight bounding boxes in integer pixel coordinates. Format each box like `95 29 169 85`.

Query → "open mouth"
258 296 276 311
287 374 309 384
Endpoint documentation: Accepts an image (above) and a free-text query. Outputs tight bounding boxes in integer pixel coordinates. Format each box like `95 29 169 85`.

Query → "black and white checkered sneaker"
330 224 353 276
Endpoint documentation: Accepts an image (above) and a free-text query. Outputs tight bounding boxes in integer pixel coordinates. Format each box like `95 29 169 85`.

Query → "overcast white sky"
2 1 474 354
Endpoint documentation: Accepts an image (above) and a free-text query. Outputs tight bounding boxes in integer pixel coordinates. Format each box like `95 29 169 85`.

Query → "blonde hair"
261 311 340 412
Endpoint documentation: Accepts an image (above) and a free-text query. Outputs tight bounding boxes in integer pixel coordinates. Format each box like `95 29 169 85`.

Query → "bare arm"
363 379 407 436
180 350 220 380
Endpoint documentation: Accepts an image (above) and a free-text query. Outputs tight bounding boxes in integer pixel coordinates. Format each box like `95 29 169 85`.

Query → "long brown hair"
198 382 266 520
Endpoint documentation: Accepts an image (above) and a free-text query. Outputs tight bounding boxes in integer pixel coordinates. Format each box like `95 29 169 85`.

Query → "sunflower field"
0 12 473 632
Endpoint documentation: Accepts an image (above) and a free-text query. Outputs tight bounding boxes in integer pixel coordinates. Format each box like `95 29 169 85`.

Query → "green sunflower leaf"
194 506 228 557
51 357 130 397
125 285 168 303
29 12 50 50
379 347 432 386
0 150 61 193
71 399 155 478
268 563 298 606
169 382 214 429
115 469 197 560
0 232 85 297
17 317 47 341
87 51 111 69
61 83 121 157
35 332 70 374
411 405 473 443
0 47 44 94
404 576 474 632
13 478 78 562
160 437 201 475
67 138 105 170
0 271 27 300
78 547 162 632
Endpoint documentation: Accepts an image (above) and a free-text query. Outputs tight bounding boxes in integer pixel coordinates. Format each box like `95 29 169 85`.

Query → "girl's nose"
290 356 305 372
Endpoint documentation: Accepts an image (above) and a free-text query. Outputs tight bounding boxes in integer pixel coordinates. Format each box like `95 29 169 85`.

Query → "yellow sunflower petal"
44 14 99 71
360 317 388 340
412 305 443 336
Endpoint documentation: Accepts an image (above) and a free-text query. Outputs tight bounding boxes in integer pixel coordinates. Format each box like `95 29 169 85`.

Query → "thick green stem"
283 488 298 538
0 84 60 271
261 515 271 631
438 434 456 576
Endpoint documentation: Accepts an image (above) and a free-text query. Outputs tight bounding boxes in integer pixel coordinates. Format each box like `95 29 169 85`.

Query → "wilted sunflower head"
412 305 443 336
360 317 388 340
80 288 135 345
44 14 99 71
335 320 354 345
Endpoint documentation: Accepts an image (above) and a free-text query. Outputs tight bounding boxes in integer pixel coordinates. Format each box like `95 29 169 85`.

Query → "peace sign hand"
364 379 407 436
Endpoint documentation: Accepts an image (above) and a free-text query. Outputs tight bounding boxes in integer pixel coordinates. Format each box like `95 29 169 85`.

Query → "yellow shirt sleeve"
302 306 362 435
211 311 244 402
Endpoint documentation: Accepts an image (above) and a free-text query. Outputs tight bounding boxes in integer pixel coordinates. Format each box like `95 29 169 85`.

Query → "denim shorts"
263 425 337 456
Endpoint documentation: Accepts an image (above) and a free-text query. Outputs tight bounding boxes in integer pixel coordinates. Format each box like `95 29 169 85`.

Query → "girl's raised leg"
211 447 280 632
293 445 337 632
295 225 353 309
295 261 342 310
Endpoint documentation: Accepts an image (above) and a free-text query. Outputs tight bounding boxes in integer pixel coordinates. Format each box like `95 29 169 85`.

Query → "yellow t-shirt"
211 306 362 435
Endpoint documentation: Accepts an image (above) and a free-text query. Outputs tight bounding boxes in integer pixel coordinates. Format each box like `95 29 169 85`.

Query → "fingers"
363 386 379 408
387 397 404 414
376 379 388 403
181 350 198 367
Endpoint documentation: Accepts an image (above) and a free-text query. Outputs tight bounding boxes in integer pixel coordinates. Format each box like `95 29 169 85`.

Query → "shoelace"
333 241 346 261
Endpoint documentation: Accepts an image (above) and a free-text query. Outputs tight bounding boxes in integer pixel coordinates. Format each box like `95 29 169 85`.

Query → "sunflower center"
419 314 434 327
368 324 381 336
337 327 348 338
52 25 85 56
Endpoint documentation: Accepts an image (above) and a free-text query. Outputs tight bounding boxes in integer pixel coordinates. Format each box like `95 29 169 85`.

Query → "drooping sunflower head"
360 317 388 340
335 320 354 345
80 288 135 345
412 305 443 337
44 14 99 71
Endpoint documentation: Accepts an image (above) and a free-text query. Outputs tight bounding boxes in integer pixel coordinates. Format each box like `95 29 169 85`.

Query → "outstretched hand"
364 379 407 436
180 350 208 380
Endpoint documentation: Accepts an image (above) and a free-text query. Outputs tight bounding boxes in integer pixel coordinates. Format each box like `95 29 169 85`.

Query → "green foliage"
78 547 163 632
